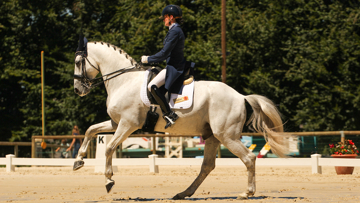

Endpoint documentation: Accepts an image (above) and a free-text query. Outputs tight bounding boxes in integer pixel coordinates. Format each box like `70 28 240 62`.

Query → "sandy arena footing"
1 165 359 202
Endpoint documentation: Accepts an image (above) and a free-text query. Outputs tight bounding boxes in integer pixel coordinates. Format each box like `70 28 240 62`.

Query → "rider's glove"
141 56 149 64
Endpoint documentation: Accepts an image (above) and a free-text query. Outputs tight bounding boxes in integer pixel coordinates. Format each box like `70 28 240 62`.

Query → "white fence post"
6 154 15 172
94 134 118 173
148 154 159 173
311 154 322 174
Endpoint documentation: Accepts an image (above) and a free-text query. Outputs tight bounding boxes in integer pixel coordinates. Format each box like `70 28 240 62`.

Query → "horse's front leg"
173 135 220 200
73 120 117 171
104 119 138 193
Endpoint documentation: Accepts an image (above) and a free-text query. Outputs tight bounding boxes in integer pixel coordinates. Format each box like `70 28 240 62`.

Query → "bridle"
73 51 142 89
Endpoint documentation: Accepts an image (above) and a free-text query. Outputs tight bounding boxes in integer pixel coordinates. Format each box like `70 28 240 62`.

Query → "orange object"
41 141 47 149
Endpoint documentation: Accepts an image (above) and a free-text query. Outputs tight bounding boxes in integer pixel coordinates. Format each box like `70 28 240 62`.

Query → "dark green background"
1 0 359 156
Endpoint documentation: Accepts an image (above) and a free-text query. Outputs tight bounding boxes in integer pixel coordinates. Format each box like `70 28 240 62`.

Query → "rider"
141 5 186 129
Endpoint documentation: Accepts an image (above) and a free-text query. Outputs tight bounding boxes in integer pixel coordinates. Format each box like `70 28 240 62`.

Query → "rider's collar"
169 23 178 30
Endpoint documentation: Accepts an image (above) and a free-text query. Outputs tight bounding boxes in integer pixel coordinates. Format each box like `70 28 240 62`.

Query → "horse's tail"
244 94 290 157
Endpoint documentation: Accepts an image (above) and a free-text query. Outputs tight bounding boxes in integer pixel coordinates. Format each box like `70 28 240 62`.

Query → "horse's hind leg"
73 120 117 171
219 136 256 199
173 135 220 200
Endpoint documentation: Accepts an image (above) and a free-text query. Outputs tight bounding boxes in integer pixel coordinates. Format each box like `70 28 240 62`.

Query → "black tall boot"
150 85 179 129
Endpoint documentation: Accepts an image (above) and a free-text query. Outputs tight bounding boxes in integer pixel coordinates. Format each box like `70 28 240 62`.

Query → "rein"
74 51 141 89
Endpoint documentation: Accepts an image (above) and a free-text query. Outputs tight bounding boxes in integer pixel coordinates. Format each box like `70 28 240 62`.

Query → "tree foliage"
0 0 359 148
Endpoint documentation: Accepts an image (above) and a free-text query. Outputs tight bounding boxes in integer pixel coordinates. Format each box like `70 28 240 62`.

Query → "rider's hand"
141 56 149 64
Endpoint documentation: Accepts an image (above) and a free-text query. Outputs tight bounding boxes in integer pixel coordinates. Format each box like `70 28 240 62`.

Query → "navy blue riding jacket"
148 23 186 94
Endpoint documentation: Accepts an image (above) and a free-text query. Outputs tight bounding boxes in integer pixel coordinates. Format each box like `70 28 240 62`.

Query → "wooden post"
50 147 54 158
217 146 222 158
87 145 90 158
221 0 226 83
180 137 183 158
31 137 35 158
119 143 123 158
220 1 226 159
340 131 345 143
152 136 156 154
165 137 169 158
41 51 45 140
14 145 18 157
92 139 95 158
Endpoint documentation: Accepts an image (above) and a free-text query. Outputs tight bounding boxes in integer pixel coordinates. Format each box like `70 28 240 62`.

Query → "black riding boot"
150 85 179 129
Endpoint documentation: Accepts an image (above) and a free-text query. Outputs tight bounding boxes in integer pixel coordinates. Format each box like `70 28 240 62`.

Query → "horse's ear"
77 34 84 52
83 37 88 45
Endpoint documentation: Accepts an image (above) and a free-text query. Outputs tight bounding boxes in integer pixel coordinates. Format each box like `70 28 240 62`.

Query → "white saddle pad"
140 69 194 109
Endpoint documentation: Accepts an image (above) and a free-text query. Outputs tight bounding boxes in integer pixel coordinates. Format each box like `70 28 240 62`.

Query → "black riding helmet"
159 5 182 19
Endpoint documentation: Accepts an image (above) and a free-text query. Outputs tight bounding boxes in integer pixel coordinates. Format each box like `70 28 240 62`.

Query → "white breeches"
148 69 167 91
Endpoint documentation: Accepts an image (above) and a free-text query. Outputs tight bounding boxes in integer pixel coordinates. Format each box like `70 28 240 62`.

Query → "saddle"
146 61 195 105
141 61 195 132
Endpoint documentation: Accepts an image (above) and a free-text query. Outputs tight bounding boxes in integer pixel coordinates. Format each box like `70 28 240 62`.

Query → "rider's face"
163 15 173 27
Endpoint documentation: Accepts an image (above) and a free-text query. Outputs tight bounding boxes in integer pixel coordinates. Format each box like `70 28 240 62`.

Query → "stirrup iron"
163 112 179 129
164 116 175 124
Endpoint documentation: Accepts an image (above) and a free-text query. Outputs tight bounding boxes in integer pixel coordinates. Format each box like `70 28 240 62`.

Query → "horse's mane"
88 41 141 68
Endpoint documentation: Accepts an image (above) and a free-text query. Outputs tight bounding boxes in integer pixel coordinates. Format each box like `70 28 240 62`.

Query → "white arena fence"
1 154 359 174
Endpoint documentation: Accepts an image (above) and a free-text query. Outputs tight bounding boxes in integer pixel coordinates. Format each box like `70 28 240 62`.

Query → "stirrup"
163 112 179 129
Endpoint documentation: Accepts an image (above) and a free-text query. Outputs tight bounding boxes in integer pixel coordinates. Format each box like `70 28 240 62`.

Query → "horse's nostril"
74 88 79 94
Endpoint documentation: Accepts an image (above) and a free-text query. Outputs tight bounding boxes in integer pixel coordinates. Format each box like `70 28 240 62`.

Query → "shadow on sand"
112 195 304 201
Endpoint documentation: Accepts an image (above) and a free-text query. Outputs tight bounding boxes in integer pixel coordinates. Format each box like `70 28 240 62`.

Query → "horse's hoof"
237 192 249 200
237 196 248 200
172 193 185 200
73 160 84 171
106 180 115 193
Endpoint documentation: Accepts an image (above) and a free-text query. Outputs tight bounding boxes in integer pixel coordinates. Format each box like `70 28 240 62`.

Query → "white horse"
73 40 290 200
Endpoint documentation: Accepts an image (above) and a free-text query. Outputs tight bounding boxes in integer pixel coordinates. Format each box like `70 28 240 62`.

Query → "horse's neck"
88 42 133 75
88 42 143 95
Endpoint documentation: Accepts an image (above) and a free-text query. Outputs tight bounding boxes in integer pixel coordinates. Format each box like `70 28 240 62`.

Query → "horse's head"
73 36 100 96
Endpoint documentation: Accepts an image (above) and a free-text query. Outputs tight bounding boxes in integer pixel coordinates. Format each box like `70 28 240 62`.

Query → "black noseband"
74 74 83 80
